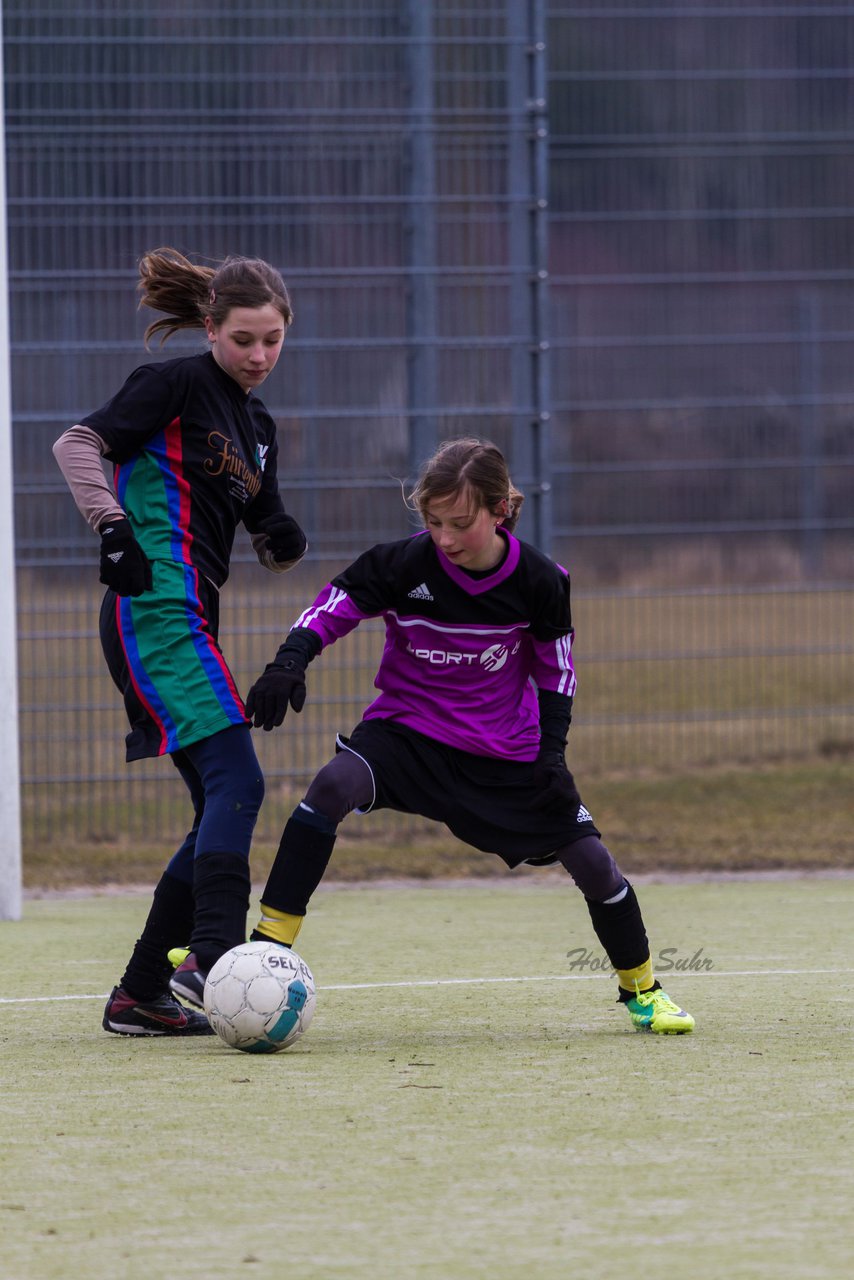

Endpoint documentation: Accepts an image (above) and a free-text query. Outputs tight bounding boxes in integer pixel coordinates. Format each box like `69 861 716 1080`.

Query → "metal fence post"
405 0 438 479
798 289 823 576
507 0 550 553
529 0 551 556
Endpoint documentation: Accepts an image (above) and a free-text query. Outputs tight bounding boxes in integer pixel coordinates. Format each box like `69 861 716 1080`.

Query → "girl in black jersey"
245 438 695 1035
53 248 307 1036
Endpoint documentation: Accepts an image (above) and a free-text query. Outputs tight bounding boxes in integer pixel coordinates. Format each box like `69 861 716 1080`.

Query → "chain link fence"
5 1 853 870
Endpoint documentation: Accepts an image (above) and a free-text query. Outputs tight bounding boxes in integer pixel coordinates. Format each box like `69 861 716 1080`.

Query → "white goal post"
0 0 23 922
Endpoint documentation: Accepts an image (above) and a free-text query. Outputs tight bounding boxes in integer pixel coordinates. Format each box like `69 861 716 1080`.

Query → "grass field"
2 876 852 1280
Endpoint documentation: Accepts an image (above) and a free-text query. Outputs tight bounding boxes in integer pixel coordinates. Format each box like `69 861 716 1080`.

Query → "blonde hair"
137 246 293 348
406 437 525 532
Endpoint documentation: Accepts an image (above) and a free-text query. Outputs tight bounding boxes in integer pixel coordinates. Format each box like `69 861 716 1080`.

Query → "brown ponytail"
138 247 293 347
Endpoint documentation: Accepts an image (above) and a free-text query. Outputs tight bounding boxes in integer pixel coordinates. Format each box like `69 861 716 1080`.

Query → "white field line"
0 966 847 1006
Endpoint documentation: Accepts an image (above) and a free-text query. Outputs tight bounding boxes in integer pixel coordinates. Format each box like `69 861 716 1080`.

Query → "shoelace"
640 989 680 1013
632 983 679 1013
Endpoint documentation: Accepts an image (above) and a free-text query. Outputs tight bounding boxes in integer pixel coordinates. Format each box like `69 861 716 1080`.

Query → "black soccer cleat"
102 985 213 1036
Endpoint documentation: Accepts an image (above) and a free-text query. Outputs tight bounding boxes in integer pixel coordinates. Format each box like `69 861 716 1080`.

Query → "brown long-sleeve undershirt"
52 424 295 572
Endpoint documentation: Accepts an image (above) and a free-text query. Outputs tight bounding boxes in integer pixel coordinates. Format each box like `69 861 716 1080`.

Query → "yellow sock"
616 956 654 995
256 903 304 947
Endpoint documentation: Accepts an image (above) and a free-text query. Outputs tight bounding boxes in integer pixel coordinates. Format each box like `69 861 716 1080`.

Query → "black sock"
120 872 195 1002
258 809 338 918
584 880 650 974
616 979 661 1005
188 851 251 972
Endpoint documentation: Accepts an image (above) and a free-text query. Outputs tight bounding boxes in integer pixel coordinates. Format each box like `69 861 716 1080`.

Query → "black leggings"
303 748 624 903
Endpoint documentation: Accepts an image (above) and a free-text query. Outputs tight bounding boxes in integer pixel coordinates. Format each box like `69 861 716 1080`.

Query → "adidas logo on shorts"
407 582 434 601
576 804 593 823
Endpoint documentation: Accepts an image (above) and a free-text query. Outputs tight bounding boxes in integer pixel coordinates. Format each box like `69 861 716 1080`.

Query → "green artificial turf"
1 877 852 1279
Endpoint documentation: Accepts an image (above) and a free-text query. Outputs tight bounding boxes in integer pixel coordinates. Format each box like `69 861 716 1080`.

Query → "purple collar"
431 528 520 595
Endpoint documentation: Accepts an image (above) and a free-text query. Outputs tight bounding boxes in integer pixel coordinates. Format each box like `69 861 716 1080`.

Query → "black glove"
532 747 581 814
257 512 307 564
245 655 307 731
99 518 153 597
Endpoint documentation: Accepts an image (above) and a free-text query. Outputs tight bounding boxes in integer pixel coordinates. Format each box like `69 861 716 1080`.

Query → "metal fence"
5 1 853 864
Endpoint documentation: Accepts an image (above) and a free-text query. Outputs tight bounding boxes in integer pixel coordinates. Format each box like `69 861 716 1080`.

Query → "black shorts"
342 719 600 870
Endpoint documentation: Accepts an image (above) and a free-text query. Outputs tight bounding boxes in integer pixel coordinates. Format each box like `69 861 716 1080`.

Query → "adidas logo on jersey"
407 582 434 601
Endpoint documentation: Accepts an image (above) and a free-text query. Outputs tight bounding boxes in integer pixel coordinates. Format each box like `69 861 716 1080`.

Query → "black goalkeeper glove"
532 746 581 814
257 511 307 564
245 653 307 731
99 517 153 597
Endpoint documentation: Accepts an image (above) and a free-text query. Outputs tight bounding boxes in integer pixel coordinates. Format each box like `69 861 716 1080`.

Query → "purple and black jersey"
292 529 576 762
82 351 284 588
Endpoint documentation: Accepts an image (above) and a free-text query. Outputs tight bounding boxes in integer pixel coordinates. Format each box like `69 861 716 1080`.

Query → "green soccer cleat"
167 946 191 969
624 986 695 1035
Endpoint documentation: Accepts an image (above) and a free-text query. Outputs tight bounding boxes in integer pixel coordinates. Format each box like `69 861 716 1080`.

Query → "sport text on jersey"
204 430 262 499
405 639 521 671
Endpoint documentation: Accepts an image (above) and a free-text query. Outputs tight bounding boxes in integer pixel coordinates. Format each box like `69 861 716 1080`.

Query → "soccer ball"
203 940 316 1054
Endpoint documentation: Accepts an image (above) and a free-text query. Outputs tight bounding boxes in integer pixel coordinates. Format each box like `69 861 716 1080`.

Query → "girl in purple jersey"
53 248 307 1036
245 438 695 1035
